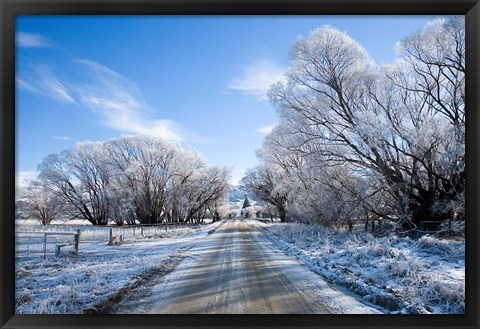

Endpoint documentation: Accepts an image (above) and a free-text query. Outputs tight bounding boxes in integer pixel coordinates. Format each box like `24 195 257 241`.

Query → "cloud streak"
74 60 183 141
18 59 187 141
227 59 287 101
16 78 38 93
16 64 76 103
53 136 70 140
16 32 50 48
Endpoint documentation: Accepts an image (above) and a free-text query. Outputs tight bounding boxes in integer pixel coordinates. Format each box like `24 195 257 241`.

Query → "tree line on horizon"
17 136 230 226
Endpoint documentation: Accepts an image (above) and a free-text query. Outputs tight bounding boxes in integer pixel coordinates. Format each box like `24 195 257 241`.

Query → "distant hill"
228 186 259 203
228 186 246 203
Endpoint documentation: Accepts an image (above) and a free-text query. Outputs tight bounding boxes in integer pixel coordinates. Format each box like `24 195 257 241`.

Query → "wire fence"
15 231 79 260
15 222 195 260
106 222 192 243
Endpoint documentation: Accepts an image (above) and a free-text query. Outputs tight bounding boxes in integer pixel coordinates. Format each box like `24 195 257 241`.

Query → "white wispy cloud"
40 68 76 104
16 64 76 103
16 78 38 93
227 59 287 101
74 60 182 141
16 32 50 48
18 58 188 142
257 123 276 135
53 136 70 140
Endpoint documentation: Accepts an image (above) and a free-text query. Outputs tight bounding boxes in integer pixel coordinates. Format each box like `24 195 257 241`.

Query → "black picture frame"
1 0 478 328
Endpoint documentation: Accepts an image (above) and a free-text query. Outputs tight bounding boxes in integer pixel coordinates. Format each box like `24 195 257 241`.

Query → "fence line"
107 222 194 244
15 231 79 259
15 222 197 260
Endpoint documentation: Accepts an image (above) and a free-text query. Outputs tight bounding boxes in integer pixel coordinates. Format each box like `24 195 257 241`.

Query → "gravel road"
113 218 383 314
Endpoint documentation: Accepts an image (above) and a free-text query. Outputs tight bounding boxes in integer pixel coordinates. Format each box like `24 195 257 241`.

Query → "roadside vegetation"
241 17 465 236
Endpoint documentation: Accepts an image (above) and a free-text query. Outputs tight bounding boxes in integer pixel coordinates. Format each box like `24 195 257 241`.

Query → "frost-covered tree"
242 196 252 209
240 163 289 222
106 186 135 226
383 16 465 226
164 147 208 223
106 136 177 224
18 180 65 225
36 135 230 225
250 17 464 230
394 17 464 128
180 166 230 223
38 142 111 225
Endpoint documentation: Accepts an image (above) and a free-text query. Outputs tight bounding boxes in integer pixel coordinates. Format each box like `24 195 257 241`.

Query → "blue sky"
16 15 439 186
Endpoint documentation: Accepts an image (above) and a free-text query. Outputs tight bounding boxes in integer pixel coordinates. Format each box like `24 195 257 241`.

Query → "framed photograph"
1 0 478 329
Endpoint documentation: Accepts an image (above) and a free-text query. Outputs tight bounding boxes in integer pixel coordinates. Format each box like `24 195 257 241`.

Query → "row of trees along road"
241 17 465 231
18 136 230 225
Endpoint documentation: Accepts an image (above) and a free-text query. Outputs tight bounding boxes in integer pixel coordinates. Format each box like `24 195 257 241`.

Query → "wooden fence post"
74 229 81 253
108 229 113 245
43 233 47 259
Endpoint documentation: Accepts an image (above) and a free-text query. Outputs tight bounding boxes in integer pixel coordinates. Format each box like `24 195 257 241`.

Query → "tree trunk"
278 206 286 223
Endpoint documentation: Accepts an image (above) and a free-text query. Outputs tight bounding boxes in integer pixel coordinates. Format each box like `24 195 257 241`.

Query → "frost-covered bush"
415 235 464 260
265 222 465 314
267 222 332 250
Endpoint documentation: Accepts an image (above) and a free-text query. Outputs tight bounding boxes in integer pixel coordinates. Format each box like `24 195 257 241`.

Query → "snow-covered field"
15 221 224 314
15 218 464 314
255 220 464 314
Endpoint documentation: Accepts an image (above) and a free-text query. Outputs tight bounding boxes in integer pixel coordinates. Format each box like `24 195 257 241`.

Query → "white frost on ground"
113 218 383 314
253 220 465 314
15 218 463 314
15 221 223 314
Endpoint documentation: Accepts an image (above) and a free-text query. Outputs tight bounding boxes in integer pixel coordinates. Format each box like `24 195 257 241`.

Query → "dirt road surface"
113 218 383 314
